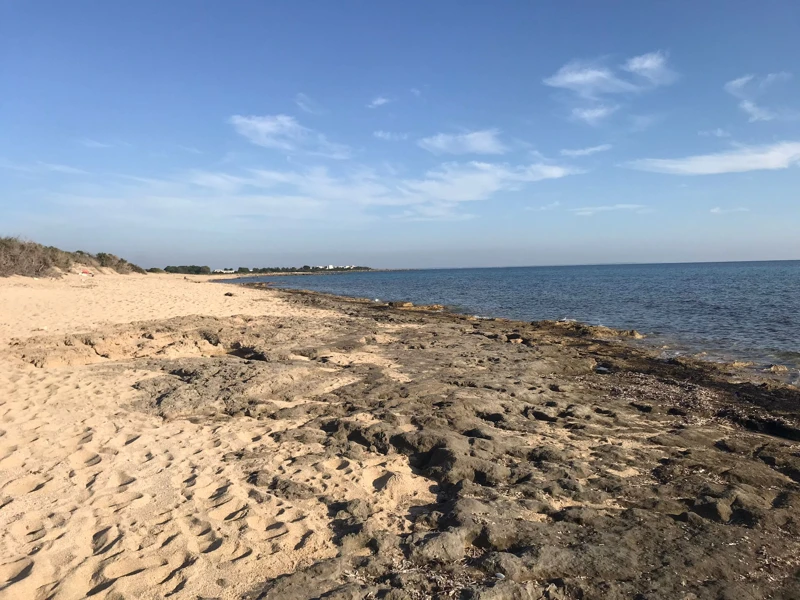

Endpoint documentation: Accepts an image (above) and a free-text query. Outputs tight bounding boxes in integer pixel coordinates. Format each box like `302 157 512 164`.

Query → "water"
232 261 800 375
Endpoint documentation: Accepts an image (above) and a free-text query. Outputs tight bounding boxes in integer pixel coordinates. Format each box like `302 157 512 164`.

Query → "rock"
529 408 559 423
224 291 235 297
409 531 465 564
477 552 528 582
692 496 732 523
389 301 413 308
624 330 645 339
767 364 789 373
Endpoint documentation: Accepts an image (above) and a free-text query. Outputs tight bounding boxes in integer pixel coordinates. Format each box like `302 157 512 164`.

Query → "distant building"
213 269 236 274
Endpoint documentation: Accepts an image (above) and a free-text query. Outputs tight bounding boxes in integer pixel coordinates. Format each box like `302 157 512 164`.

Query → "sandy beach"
1 273 799 600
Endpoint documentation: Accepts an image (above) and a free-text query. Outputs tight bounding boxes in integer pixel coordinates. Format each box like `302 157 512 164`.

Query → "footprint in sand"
108 470 136 490
0 557 34 588
92 525 123 555
181 517 223 554
102 555 164 580
9 519 47 545
207 496 249 522
3 473 50 496
68 448 102 468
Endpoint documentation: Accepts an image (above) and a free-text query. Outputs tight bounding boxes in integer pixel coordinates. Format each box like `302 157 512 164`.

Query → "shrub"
164 265 212 275
0 237 146 277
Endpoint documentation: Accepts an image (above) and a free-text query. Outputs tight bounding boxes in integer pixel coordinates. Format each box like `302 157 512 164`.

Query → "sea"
232 261 800 380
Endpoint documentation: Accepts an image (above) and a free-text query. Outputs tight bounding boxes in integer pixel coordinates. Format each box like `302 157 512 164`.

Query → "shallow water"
233 261 800 374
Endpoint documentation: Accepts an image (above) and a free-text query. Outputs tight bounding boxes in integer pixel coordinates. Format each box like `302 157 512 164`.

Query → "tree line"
154 265 372 275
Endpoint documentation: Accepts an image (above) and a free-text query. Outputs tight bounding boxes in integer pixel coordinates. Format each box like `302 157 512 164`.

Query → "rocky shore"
1 275 798 599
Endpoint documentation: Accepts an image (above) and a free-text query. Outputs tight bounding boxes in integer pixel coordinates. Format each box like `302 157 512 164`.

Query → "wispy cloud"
698 128 730 138
544 62 638 99
624 141 800 175
544 50 677 125
401 161 576 202
710 206 749 214
571 105 619 125
176 145 203 154
621 51 677 86
628 114 660 131
183 159 580 222
410 88 422 98
560 144 612 157
570 204 647 217
526 201 561 211
295 92 325 115
79 139 115 149
373 130 409 141
724 72 792 122
367 96 390 109
418 129 508 155
228 114 351 159
0 159 88 175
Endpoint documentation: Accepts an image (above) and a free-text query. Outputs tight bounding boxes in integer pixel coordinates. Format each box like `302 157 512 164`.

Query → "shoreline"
1 273 799 599
235 280 800 387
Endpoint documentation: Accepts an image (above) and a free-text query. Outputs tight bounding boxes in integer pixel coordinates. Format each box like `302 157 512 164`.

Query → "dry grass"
0 237 146 277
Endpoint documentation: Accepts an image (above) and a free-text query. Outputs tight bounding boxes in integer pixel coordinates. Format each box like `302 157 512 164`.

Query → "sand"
1 273 799 599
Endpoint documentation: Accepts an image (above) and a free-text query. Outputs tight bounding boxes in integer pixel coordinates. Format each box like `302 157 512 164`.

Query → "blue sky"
2 1 799 268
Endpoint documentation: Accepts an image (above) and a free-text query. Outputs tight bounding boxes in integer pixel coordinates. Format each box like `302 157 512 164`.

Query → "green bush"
0 237 146 277
164 265 212 275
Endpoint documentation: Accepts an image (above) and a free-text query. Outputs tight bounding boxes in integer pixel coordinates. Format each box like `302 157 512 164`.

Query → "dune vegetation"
0 236 146 277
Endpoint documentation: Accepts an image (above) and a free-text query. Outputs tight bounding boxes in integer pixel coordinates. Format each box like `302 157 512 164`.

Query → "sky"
1 1 799 269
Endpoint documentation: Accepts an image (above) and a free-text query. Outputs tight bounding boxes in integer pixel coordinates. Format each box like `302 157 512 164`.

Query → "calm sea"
233 262 800 377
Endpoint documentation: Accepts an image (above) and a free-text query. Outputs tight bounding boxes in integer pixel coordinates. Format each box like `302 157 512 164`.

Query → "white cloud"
570 204 646 217
401 161 576 203
418 129 508 155
628 114 660 131
622 51 677 86
410 88 422 97
571 105 618 125
545 51 677 126
698 128 731 138
21 156 580 226
724 72 792 122
624 141 800 175
295 93 324 115
176 145 203 154
710 206 749 214
543 62 637 98
526 201 561 211
393 203 475 222
79 139 114 149
544 51 678 97
560 144 612 157
739 100 775 122
373 130 409 141
228 114 351 159
367 96 390 109
0 159 88 175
